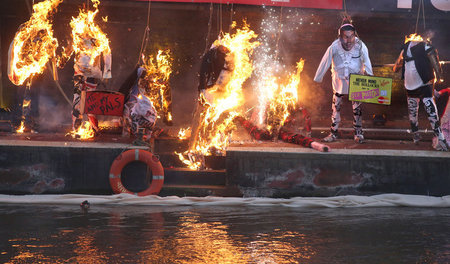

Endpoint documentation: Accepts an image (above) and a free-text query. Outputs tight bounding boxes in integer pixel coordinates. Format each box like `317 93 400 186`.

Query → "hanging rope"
415 0 426 33
203 3 214 55
218 0 223 35
137 0 152 65
228 3 234 33
343 0 348 16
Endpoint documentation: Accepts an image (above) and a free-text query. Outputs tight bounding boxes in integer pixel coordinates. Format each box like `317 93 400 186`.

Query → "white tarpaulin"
0 193 449 208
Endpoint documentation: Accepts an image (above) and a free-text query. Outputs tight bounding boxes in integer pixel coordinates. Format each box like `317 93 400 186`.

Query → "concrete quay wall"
0 140 142 195
1 140 450 197
226 147 450 197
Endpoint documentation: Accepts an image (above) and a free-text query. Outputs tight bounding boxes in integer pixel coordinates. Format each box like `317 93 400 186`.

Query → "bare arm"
393 50 403 73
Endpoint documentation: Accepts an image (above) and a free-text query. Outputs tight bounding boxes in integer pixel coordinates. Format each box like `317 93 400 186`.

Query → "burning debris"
139 50 174 126
66 121 95 139
264 59 305 136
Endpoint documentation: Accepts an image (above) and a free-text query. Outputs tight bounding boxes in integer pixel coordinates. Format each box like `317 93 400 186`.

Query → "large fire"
264 59 305 133
178 22 259 170
58 0 110 67
140 50 173 124
71 0 110 64
8 0 62 86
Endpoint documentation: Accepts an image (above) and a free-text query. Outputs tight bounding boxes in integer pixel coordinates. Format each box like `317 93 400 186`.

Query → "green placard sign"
349 74 392 105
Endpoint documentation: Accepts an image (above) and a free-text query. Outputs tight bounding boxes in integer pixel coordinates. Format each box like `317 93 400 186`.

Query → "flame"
16 121 26 134
177 127 191 140
8 0 62 86
140 50 173 122
63 0 110 66
176 152 202 170
404 33 425 43
178 22 259 169
265 59 305 132
67 121 95 139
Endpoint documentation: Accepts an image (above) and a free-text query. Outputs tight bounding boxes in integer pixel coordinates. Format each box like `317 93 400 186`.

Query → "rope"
203 3 214 55
415 0 426 33
228 3 234 33
137 0 152 65
219 0 223 35
343 0 348 17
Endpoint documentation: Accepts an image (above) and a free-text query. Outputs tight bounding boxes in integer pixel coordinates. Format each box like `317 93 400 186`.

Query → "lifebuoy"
109 149 164 196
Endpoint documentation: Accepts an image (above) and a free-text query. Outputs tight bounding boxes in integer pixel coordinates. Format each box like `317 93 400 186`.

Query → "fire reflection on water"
3 211 313 264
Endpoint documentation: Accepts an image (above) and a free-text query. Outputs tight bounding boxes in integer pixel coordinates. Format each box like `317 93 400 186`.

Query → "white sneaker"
354 134 364 144
323 133 337 142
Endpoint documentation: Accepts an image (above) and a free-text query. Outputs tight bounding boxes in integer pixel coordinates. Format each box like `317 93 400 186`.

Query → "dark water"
0 204 449 264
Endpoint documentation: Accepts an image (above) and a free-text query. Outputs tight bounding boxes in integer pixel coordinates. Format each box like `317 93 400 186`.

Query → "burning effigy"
139 50 174 126
60 0 112 139
118 49 173 142
177 22 259 170
7 0 63 133
393 32 448 151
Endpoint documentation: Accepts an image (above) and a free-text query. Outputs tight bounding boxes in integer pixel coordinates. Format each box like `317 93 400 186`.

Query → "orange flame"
404 33 425 43
177 127 191 140
8 0 62 86
67 121 95 140
16 121 26 134
265 59 305 131
178 22 259 169
58 0 110 67
140 50 173 121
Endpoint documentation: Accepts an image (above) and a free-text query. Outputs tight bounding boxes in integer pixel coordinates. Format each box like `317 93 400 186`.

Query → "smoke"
38 93 71 132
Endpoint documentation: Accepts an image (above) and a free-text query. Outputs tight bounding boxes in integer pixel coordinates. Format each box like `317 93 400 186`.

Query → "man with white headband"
314 19 373 143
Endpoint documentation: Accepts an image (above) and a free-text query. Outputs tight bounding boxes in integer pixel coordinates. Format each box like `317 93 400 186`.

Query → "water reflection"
1 206 449 263
174 212 250 263
248 231 315 264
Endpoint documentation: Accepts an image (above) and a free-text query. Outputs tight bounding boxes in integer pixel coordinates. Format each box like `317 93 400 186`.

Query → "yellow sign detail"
349 74 392 105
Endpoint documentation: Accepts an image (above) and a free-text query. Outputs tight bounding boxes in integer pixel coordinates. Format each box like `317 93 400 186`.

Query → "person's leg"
352 100 364 143
407 96 421 143
323 93 342 142
423 96 448 150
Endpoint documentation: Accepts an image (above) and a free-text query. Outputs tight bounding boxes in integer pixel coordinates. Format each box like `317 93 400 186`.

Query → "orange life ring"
109 149 164 196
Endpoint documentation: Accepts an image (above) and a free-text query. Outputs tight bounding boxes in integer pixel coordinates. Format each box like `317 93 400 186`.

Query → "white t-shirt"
314 38 373 94
404 41 432 90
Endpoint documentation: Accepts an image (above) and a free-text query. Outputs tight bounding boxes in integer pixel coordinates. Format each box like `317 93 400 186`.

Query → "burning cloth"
72 36 112 132
121 67 157 137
